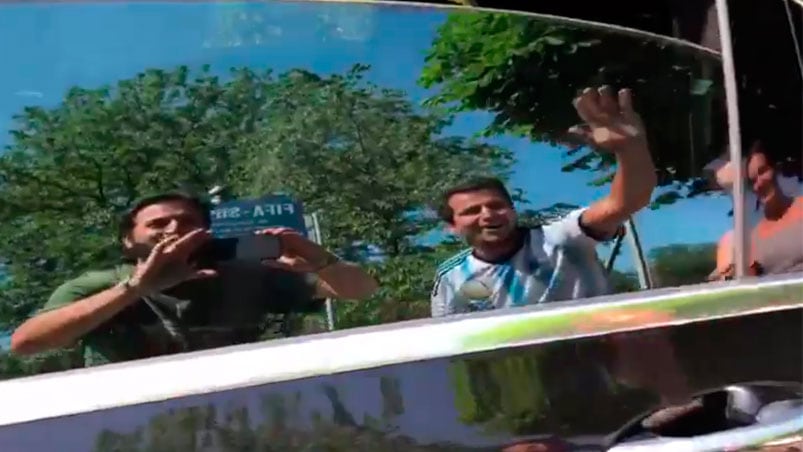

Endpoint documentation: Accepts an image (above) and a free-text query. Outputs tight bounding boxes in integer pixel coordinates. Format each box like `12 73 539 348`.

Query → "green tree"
229 64 514 328
0 65 285 376
449 343 657 437
92 384 464 451
0 65 270 333
0 348 83 380
419 12 725 207
231 64 513 256
450 353 548 434
649 242 717 287
608 269 641 293
335 241 465 327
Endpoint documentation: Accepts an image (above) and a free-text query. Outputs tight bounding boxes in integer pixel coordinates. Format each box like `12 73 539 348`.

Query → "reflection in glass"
0 1 731 378
707 140 803 281
88 381 430 452
2 306 797 451
430 83 658 317
420 12 734 298
60 374 468 452
447 330 690 438
742 147 803 275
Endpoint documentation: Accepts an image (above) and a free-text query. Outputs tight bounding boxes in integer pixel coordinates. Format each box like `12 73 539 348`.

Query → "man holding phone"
10 192 379 366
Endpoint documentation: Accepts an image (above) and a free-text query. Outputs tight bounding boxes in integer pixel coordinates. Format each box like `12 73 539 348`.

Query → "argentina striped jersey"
430 208 611 317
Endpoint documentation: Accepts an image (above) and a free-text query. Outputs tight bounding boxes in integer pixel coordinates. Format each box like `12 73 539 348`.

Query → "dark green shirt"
42 262 322 367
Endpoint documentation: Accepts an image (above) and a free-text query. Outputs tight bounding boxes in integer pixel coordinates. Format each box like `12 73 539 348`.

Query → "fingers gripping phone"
237 234 282 262
190 234 282 268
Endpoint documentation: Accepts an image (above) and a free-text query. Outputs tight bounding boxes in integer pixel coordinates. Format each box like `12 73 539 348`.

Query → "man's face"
747 150 779 205
447 189 517 246
123 200 207 259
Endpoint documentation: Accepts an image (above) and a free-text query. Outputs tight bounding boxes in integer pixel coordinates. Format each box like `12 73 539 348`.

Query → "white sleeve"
430 274 457 317
542 207 599 249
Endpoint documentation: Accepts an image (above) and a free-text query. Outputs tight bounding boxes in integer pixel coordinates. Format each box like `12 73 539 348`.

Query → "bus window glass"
0 1 734 377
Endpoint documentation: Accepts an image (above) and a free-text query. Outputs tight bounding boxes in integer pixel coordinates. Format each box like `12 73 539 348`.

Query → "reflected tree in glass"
420 12 725 208
92 375 463 451
0 58 516 375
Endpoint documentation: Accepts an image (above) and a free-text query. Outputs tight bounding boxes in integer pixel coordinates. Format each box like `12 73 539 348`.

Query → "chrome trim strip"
0 274 800 427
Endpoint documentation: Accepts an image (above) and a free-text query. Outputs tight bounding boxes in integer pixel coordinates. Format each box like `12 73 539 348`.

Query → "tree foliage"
449 343 659 437
0 63 512 376
91 379 467 451
0 65 268 332
649 242 717 288
228 64 514 327
419 12 726 208
230 64 513 258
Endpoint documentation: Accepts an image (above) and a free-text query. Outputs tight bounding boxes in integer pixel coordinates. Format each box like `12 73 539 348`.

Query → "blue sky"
0 1 735 272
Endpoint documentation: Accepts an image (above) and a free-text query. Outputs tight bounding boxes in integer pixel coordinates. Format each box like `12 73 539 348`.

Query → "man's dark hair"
118 192 211 241
437 177 514 223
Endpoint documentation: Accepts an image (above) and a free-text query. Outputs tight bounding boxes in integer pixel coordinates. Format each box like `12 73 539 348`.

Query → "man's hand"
569 86 657 239
10 229 216 355
569 86 647 153
709 262 764 281
256 227 335 273
128 229 217 295
256 227 378 300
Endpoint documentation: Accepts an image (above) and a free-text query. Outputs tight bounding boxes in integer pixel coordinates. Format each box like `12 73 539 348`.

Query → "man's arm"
12 229 215 355
257 227 378 301
313 258 378 300
10 278 141 355
709 230 735 281
263 261 377 314
570 87 657 240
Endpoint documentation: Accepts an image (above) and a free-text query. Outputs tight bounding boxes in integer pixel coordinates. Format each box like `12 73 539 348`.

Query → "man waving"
431 86 657 317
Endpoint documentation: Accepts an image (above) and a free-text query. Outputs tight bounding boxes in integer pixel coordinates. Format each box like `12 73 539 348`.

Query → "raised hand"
128 229 217 295
569 86 647 153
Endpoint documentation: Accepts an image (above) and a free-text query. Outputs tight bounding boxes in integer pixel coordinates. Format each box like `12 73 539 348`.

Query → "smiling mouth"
482 224 505 231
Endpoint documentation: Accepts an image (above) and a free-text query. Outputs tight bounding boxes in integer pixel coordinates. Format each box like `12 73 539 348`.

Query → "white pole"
311 212 336 331
715 0 749 278
624 216 653 289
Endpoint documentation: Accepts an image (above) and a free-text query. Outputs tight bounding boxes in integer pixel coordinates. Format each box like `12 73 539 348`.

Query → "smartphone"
236 234 282 262
190 235 282 268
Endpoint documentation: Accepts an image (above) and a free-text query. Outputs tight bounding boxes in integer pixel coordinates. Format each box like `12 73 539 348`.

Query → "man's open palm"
569 86 647 152
131 229 216 294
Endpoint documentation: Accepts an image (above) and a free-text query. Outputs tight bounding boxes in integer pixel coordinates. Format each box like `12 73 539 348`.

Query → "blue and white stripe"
430 208 611 317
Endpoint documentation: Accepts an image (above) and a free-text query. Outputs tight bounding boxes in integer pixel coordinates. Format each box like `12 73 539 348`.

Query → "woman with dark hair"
744 143 803 274
710 141 803 280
